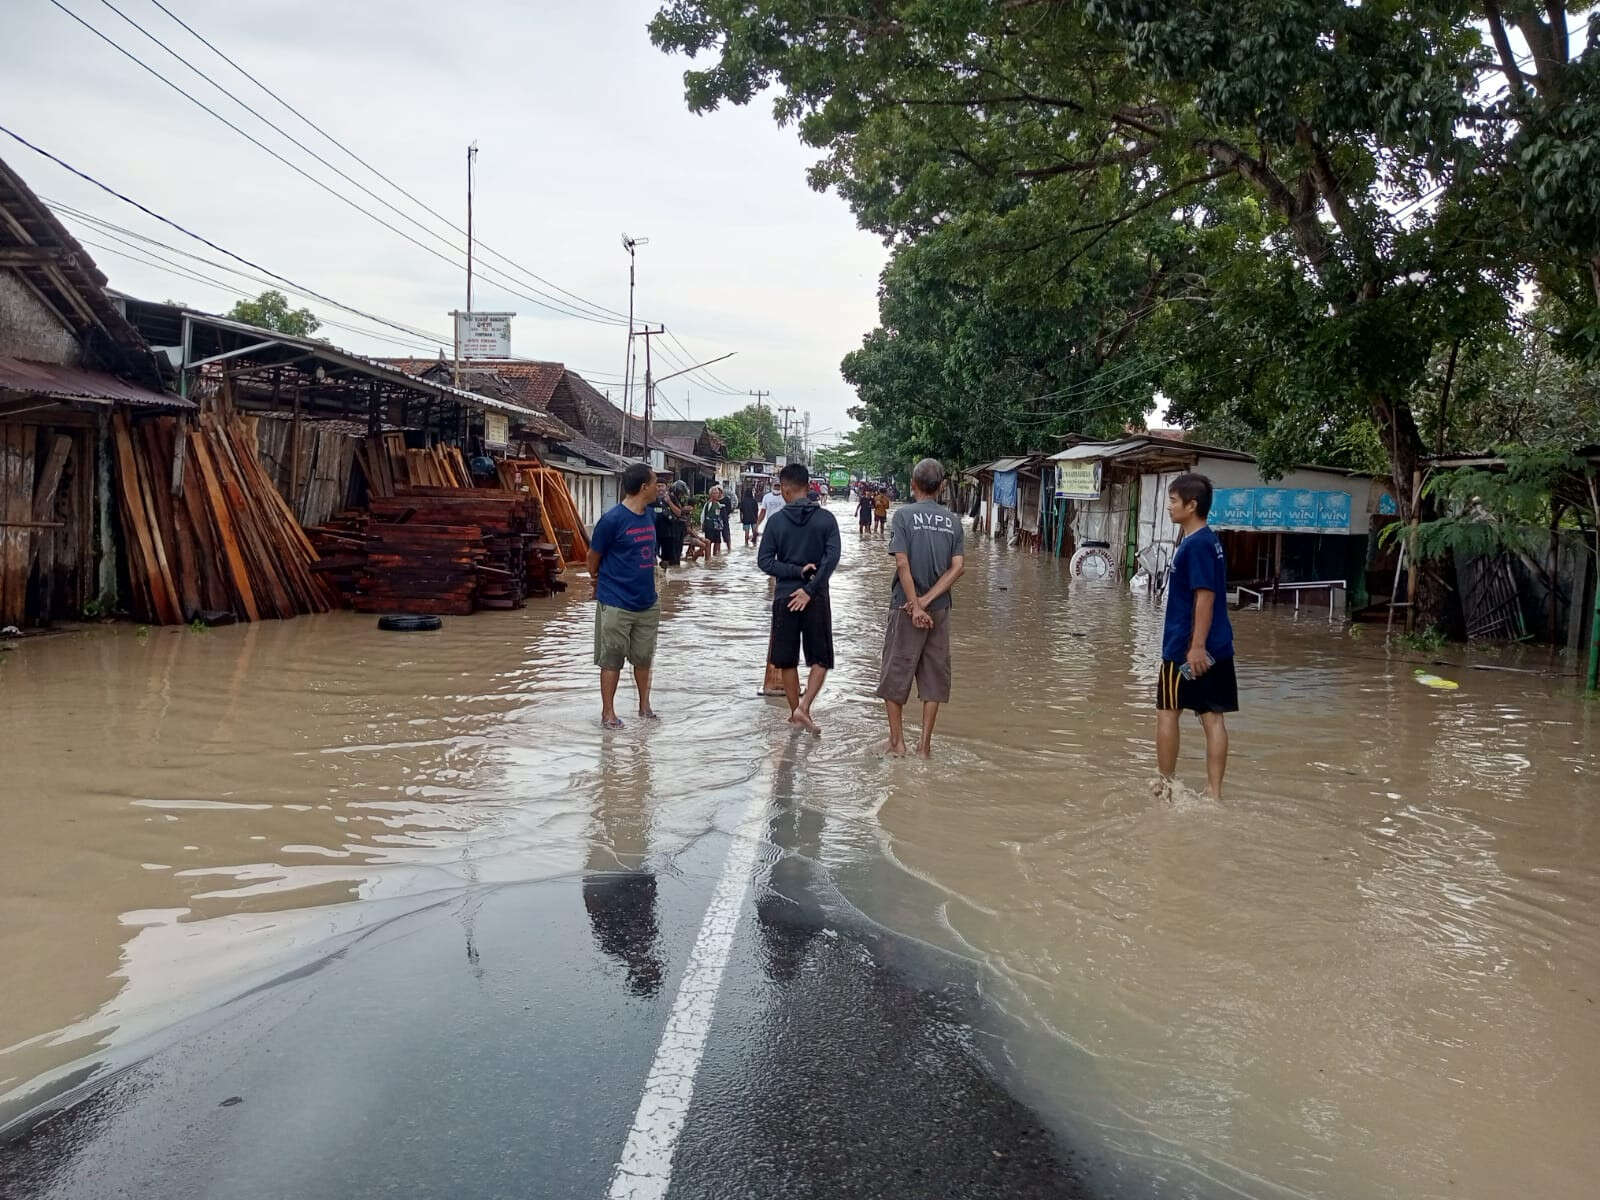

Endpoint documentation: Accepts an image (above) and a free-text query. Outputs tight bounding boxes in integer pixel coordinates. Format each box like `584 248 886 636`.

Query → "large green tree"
226 289 320 337
706 403 785 460
651 1 1598 513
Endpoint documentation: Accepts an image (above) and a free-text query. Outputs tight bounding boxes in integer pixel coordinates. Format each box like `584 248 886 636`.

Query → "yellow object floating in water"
1412 669 1460 690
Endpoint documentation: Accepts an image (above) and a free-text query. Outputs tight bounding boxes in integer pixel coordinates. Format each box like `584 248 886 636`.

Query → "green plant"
188 618 209 634
82 598 105 619
135 625 150 640
1394 625 1448 654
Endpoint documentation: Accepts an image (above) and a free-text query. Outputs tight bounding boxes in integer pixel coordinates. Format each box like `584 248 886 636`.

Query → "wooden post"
289 379 303 521
1404 467 1422 633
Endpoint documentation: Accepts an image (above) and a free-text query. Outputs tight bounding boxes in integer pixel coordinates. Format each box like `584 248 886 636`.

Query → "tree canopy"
652 1 1598 512
226 290 320 337
706 403 785 461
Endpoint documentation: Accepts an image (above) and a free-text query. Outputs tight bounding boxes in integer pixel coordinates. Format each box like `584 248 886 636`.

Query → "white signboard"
455 311 514 359
483 412 509 446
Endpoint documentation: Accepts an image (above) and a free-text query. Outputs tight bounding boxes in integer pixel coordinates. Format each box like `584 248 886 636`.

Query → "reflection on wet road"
2 518 1597 1198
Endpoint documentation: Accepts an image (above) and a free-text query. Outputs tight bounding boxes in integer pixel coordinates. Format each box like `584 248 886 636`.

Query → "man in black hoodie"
757 461 842 733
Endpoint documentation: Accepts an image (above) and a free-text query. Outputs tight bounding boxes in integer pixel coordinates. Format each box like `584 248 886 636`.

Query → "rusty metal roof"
0 354 192 408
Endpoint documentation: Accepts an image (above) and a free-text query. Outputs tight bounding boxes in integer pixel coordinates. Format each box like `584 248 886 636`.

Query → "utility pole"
776 404 796 465
635 325 666 456
453 142 478 390
748 389 770 410
619 234 648 453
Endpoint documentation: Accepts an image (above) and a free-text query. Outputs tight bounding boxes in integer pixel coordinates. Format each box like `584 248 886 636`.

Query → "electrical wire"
1 121 484 345
141 0 641 326
46 0 626 326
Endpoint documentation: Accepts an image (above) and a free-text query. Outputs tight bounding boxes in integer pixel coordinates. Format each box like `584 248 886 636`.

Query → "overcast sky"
1 0 886 442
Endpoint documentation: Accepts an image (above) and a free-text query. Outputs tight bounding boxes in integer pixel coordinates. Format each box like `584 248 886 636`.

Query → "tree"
226 290 320 337
650 1 1597 516
706 404 784 460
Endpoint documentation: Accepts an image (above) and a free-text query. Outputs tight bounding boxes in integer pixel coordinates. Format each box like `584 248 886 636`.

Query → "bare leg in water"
883 700 908 756
1199 711 1228 799
917 700 940 757
785 665 826 733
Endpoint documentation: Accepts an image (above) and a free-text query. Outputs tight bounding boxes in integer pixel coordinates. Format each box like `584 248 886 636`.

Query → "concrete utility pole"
619 234 648 453
776 405 796 465
748 389 770 411
453 142 478 390
635 325 666 456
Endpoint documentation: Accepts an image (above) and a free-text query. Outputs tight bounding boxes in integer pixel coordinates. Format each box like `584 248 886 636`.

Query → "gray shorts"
594 602 660 671
875 606 951 705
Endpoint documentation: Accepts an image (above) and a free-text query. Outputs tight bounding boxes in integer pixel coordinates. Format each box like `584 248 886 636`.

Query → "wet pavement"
2 514 1598 1198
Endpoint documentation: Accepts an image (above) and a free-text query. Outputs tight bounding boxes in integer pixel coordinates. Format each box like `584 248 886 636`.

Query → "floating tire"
377 615 443 632
1069 545 1117 580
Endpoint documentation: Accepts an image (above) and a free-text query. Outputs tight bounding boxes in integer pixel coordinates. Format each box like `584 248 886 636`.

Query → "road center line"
606 792 768 1200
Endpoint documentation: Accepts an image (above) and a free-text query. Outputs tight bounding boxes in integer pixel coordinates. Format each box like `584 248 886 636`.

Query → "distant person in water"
738 487 760 547
873 487 890 537
876 458 965 757
856 487 875 537
1155 472 1237 800
701 486 726 560
758 462 841 733
587 462 661 729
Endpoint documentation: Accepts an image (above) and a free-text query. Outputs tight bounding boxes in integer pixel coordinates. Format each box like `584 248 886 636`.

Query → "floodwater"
3 514 1597 1199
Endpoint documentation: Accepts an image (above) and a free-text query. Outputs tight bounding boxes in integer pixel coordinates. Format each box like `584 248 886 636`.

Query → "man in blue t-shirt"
1156 472 1238 799
586 463 661 729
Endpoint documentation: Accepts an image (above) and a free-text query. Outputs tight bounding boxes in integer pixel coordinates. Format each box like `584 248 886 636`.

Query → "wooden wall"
0 414 97 627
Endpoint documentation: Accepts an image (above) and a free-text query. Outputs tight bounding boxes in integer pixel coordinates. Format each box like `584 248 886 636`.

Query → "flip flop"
601 716 625 730
638 709 660 721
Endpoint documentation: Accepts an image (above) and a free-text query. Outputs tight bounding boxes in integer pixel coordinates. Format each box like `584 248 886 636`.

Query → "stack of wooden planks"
353 433 472 499
112 412 336 624
496 459 591 571
317 488 552 615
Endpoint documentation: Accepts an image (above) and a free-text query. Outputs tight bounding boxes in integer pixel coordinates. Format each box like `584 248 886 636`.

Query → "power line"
0 121 484 345
78 230 448 352
140 0 641 326
51 198 453 344
46 0 626 327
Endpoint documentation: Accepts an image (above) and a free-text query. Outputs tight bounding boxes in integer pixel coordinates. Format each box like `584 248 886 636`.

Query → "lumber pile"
112 412 335 624
304 487 563 615
496 459 591 571
353 433 472 498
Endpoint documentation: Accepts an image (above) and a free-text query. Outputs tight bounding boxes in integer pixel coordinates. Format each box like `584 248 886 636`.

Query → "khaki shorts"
594 602 660 671
875 606 951 705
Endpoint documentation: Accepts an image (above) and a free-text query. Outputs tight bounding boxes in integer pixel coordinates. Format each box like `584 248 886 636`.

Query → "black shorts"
1156 656 1238 714
769 591 834 670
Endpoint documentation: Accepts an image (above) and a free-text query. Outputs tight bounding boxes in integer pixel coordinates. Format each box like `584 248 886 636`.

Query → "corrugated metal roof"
1049 439 1148 461
989 455 1035 472
0 355 192 408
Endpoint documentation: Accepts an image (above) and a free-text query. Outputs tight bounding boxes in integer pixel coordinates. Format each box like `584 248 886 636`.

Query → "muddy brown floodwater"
3 518 1597 1198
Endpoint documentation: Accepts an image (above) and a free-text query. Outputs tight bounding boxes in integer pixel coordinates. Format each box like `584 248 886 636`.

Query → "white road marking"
606 793 768 1200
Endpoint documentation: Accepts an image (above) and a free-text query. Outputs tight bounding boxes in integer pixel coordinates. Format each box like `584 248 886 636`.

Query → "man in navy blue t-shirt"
586 463 661 729
1156 472 1238 799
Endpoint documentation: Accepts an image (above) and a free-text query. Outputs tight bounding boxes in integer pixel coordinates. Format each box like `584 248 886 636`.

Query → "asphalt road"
0 784 1095 1200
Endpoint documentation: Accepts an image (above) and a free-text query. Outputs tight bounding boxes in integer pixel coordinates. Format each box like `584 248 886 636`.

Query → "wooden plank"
111 412 182 624
0 424 16 624
30 434 71 523
187 429 260 621
132 419 183 623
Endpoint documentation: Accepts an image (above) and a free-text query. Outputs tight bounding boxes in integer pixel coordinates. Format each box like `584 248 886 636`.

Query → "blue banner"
1254 488 1289 531
1212 488 1256 530
1210 487 1353 533
992 470 1019 508
1287 489 1320 532
1317 490 1352 532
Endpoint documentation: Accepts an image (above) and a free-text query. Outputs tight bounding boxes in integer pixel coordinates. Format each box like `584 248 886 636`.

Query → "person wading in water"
757 462 841 734
876 458 965 756
1155 472 1238 799
587 462 662 729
